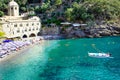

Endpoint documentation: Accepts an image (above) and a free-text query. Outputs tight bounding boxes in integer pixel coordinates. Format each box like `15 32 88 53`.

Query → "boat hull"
88 53 111 58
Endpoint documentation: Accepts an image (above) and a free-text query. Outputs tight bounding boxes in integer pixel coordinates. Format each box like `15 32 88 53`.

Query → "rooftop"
8 0 18 6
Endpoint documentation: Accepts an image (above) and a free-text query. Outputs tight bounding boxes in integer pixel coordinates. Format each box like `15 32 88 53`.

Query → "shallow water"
0 37 120 80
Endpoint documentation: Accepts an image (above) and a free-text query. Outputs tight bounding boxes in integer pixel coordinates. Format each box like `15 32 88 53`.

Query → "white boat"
88 52 113 58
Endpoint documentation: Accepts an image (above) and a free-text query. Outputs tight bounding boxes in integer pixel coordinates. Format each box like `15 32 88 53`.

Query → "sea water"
0 36 120 80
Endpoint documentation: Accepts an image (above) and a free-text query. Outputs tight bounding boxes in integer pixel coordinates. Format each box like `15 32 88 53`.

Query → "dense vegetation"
0 0 120 23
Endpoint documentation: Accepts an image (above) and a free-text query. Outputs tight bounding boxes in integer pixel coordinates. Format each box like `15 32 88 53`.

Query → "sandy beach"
0 44 33 62
0 36 47 63
0 40 44 63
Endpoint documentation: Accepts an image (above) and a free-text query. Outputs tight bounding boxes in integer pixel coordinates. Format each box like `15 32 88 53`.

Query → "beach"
0 35 58 63
0 43 33 62
0 39 44 63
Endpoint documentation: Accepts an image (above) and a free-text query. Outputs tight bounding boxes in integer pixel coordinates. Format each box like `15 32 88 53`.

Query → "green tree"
72 5 91 21
40 1 50 13
21 6 27 12
72 2 79 8
0 11 4 17
65 8 73 21
85 0 120 20
55 0 62 6
15 0 28 6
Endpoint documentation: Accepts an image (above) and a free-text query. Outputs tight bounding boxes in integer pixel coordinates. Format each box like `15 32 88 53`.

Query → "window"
20 24 23 27
32 23 34 26
26 24 29 26
36 27 38 30
17 30 20 33
11 7 13 10
37 23 39 25
29 28 31 31
15 7 17 10
14 24 17 27
25 29 27 32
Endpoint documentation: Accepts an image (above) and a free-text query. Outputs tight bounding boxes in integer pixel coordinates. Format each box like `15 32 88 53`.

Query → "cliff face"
40 23 120 39
61 24 120 38
41 27 60 35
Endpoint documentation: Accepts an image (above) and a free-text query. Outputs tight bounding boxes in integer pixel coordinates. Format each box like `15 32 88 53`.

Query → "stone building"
0 0 41 40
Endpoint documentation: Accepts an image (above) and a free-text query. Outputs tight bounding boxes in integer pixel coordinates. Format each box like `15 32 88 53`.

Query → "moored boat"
88 52 113 58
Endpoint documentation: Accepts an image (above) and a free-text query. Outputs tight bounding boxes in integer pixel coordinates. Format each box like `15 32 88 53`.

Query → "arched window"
15 7 17 10
29 33 36 37
23 34 27 38
11 7 14 16
11 7 13 10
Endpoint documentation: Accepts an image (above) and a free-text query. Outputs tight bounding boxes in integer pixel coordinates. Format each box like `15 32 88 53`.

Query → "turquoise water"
0 37 120 80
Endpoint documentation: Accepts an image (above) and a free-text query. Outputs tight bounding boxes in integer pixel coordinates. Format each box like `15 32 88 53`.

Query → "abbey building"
0 0 41 40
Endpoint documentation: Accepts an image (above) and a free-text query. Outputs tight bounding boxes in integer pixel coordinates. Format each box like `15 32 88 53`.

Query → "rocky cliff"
61 24 120 38
40 23 120 39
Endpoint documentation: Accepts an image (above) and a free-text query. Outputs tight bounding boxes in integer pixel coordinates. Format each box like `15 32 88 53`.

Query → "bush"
21 7 27 12
86 0 120 20
0 11 4 17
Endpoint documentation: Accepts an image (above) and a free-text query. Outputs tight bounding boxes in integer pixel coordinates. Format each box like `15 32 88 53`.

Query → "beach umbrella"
72 23 80 27
0 50 7 54
61 22 71 25
3 40 13 43
10 47 16 51
2 46 9 50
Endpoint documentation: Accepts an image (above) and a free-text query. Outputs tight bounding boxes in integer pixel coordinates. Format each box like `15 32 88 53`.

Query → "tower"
8 0 19 16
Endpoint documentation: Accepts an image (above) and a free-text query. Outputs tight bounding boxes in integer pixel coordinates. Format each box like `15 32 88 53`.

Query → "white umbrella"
61 22 71 25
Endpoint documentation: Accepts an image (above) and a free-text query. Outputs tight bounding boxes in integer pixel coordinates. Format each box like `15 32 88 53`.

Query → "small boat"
88 52 113 58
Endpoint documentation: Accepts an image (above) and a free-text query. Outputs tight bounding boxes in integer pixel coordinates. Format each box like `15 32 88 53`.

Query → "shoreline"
40 35 120 40
0 44 34 62
0 40 43 63
0 35 119 63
